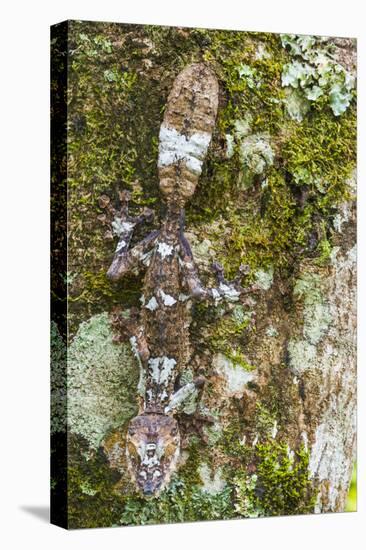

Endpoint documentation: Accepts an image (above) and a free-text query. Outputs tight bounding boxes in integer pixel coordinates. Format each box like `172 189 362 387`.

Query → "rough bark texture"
51 21 356 528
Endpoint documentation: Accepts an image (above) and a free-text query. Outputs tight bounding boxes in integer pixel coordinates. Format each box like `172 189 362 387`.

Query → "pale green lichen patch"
67 312 139 449
266 325 279 337
281 34 356 117
255 266 274 290
198 463 227 494
178 367 199 414
287 340 317 375
224 119 274 187
203 420 223 447
283 88 310 122
239 134 274 179
80 480 98 496
237 63 262 89
213 353 256 396
287 271 331 375
293 272 331 345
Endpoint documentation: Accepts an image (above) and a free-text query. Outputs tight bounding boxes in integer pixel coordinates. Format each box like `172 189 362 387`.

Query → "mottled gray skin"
106 63 259 496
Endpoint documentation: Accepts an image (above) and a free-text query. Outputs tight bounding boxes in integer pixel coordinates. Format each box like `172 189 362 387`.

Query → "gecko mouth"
137 465 164 496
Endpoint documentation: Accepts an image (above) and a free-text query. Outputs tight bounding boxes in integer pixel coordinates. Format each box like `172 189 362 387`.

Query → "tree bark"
51 21 357 528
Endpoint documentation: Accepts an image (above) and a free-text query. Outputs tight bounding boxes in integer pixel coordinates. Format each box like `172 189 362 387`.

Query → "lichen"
287 271 332 375
213 353 256 396
255 266 274 290
287 340 317 375
293 272 331 345
266 325 279 337
68 312 139 449
281 34 356 117
62 22 356 526
198 463 227 494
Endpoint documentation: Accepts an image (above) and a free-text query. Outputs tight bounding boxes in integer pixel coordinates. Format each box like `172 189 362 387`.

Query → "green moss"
218 418 250 459
67 21 356 323
63 22 355 526
234 442 316 517
68 435 126 529
119 439 233 525
255 403 278 439
345 463 357 512
179 439 205 486
210 308 253 369
119 477 234 525
189 33 355 282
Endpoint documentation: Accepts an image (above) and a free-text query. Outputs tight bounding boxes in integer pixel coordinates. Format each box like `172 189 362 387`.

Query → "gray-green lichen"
283 88 310 122
239 134 274 177
225 113 274 185
293 272 331 345
213 352 256 396
287 340 317 375
59 22 356 526
67 312 138 449
281 34 356 117
198 463 226 495
266 325 279 337
255 266 274 290
287 271 332 375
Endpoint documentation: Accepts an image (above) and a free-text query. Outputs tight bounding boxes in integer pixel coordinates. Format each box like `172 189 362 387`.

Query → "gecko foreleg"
179 233 260 305
101 190 159 280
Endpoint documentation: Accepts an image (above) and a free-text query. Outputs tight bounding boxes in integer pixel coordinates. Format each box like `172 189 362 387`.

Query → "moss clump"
68 435 126 529
254 403 278 439
218 418 250 459
234 442 316 517
62 22 355 526
119 439 233 525
67 21 356 322
210 307 254 369
119 477 233 526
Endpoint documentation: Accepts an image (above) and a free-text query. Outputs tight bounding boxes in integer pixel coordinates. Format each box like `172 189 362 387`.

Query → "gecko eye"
170 427 178 436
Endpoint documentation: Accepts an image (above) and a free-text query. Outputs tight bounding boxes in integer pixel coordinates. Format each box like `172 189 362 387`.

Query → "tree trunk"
51 21 356 528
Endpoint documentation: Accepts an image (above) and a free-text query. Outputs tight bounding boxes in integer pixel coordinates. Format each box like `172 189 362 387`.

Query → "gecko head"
126 414 180 497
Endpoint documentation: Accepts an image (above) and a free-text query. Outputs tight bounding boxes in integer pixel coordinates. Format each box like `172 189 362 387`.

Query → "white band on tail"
158 124 212 175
